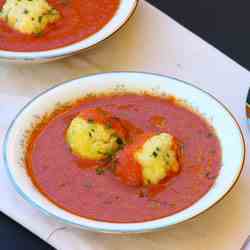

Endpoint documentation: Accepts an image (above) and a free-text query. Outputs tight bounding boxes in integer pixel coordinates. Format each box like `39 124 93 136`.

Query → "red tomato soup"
26 94 221 223
0 0 120 52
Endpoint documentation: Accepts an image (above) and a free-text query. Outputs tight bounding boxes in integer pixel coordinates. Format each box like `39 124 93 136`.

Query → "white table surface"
1 1 250 249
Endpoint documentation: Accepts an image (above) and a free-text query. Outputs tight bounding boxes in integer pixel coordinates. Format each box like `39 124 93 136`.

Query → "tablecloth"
1 1 250 249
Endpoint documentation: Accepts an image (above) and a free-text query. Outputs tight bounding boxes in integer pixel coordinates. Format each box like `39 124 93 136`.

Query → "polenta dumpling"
134 133 179 185
115 132 180 187
66 116 124 161
0 0 60 34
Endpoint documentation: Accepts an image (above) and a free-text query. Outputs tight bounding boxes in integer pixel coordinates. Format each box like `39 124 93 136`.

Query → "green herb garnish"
105 123 112 129
152 151 158 158
97 150 112 156
87 118 94 123
96 167 105 175
35 31 44 37
38 15 43 23
116 137 123 145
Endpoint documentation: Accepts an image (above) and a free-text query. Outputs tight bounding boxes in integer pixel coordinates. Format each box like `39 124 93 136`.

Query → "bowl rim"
3 71 246 233
0 0 138 61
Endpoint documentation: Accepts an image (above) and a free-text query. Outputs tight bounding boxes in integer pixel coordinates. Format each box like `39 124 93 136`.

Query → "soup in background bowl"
0 0 138 63
3 72 245 233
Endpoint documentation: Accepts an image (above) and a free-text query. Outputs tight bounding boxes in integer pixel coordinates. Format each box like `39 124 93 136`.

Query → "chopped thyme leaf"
97 150 103 155
35 31 44 37
156 147 160 152
116 137 123 145
38 15 43 23
152 151 158 157
105 123 112 129
88 132 92 138
97 150 113 157
87 118 94 123
96 167 105 175
23 9 29 14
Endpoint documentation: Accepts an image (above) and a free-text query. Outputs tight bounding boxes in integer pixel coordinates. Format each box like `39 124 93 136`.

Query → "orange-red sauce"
0 0 120 52
26 94 221 223
115 132 181 187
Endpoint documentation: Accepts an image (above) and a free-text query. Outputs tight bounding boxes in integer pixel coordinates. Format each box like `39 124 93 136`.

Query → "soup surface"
26 94 221 223
0 0 120 51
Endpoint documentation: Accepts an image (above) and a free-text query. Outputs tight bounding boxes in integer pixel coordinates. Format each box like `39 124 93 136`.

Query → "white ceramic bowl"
3 72 245 233
0 0 138 63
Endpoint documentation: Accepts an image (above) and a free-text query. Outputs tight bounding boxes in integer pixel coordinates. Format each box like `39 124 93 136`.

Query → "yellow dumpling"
66 116 124 161
134 133 179 185
0 0 60 34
